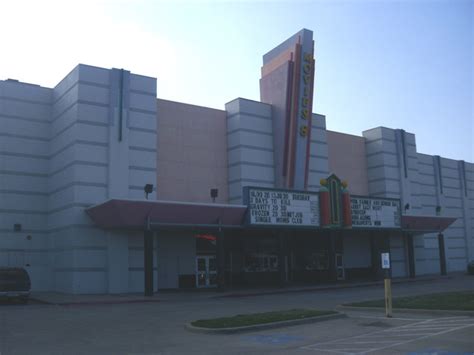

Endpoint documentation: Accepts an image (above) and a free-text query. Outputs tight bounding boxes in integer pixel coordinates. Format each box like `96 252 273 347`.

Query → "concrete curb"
184 312 346 334
30 298 161 306
336 305 474 317
215 276 452 299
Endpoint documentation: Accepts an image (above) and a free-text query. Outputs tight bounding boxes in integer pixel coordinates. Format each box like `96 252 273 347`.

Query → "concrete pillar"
328 232 337 282
370 232 378 280
406 233 416 278
438 233 447 276
107 232 129 293
217 229 226 290
144 230 154 296
278 232 287 287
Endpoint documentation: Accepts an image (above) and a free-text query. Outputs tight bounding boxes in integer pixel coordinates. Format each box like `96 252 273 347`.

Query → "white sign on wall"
245 187 320 227
381 253 391 269
351 197 401 228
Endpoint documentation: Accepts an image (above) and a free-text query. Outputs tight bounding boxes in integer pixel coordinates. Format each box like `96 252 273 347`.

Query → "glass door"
196 256 217 288
336 253 345 280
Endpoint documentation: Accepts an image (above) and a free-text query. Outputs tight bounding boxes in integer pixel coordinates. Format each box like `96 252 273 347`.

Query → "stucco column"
216 228 226 290
438 233 447 276
107 232 129 293
328 231 337 282
406 233 416 278
144 230 154 296
278 231 287 287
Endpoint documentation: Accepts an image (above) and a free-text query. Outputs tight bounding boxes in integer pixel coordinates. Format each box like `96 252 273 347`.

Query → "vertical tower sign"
260 29 315 190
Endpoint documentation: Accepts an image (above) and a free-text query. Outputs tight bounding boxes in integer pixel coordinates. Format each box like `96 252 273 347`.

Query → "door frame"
336 253 345 280
195 255 217 288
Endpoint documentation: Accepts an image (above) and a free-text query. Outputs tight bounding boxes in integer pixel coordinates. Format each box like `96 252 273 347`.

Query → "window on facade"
305 252 329 270
243 254 278 272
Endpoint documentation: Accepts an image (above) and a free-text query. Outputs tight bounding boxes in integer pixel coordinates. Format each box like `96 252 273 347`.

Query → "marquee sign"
244 187 320 227
351 197 401 228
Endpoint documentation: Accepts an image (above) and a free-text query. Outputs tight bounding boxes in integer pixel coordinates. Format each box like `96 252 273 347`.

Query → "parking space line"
387 328 454 333
332 340 399 344
349 315 423 321
306 348 353 354
302 317 474 354
413 319 474 328
308 348 377 354
406 325 462 330
413 321 473 329
302 320 429 349
389 327 438 332
362 332 435 338
358 323 474 354
427 317 474 323
431 316 473 321
323 348 378 351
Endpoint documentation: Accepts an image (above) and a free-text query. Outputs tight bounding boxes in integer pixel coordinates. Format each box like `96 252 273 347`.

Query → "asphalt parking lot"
0 275 473 354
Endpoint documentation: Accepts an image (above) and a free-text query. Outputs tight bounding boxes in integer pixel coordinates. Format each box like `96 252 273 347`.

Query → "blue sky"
1 0 472 162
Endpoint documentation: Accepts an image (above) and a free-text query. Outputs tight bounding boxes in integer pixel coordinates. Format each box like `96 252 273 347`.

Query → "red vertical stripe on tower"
288 43 302 188
304 57 315 189
342 190 352 227
319 188 330 226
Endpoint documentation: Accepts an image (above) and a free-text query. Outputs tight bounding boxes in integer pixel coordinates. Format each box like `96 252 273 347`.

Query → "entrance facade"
84 194 457 295
195 256 217 288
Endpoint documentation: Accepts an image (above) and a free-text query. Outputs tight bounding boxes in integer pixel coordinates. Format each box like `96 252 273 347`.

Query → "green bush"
191 309 336 329
346 291 474 311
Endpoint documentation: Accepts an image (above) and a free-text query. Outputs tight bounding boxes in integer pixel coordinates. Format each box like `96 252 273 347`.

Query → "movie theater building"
0 29 472 294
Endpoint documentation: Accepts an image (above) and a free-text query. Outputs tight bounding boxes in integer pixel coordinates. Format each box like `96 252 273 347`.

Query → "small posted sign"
381 253 390 269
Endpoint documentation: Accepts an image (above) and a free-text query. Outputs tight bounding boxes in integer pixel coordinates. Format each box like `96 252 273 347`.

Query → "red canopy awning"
401 215 456 233
85 199 457 234
85 199 247 230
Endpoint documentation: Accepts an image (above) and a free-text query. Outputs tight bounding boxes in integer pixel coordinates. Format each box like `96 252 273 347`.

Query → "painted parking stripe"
407 325 466 330
301 321 428 352
362 332 435 337
302 317 474 354
426 317 474 323
351 315 423 321
357 323 474 354
310 349 352 354
410 322 471 327
330 340 399 344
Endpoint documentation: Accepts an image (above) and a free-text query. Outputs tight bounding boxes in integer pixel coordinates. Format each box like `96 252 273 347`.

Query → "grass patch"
347 291 474 311
191 309 336 329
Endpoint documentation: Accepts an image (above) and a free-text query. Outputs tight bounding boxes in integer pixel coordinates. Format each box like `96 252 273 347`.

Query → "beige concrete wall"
327 130 369 195
156 99 229 203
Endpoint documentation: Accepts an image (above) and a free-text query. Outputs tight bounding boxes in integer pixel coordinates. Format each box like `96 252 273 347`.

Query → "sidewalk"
31 273 464 306
214 273 453 299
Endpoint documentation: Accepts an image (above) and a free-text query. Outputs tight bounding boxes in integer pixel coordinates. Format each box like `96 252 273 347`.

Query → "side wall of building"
224 107 330 204
326 130 369 196
0 66 159 294
157 99 228 204
0 79 52 291
416 154 473 272
1 66 471 293
363 127 473 276
307 114 330 191
226 98 274 204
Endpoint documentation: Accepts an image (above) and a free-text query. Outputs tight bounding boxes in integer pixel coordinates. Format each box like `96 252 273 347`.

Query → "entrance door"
196 256 217 288
336 253 345 280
